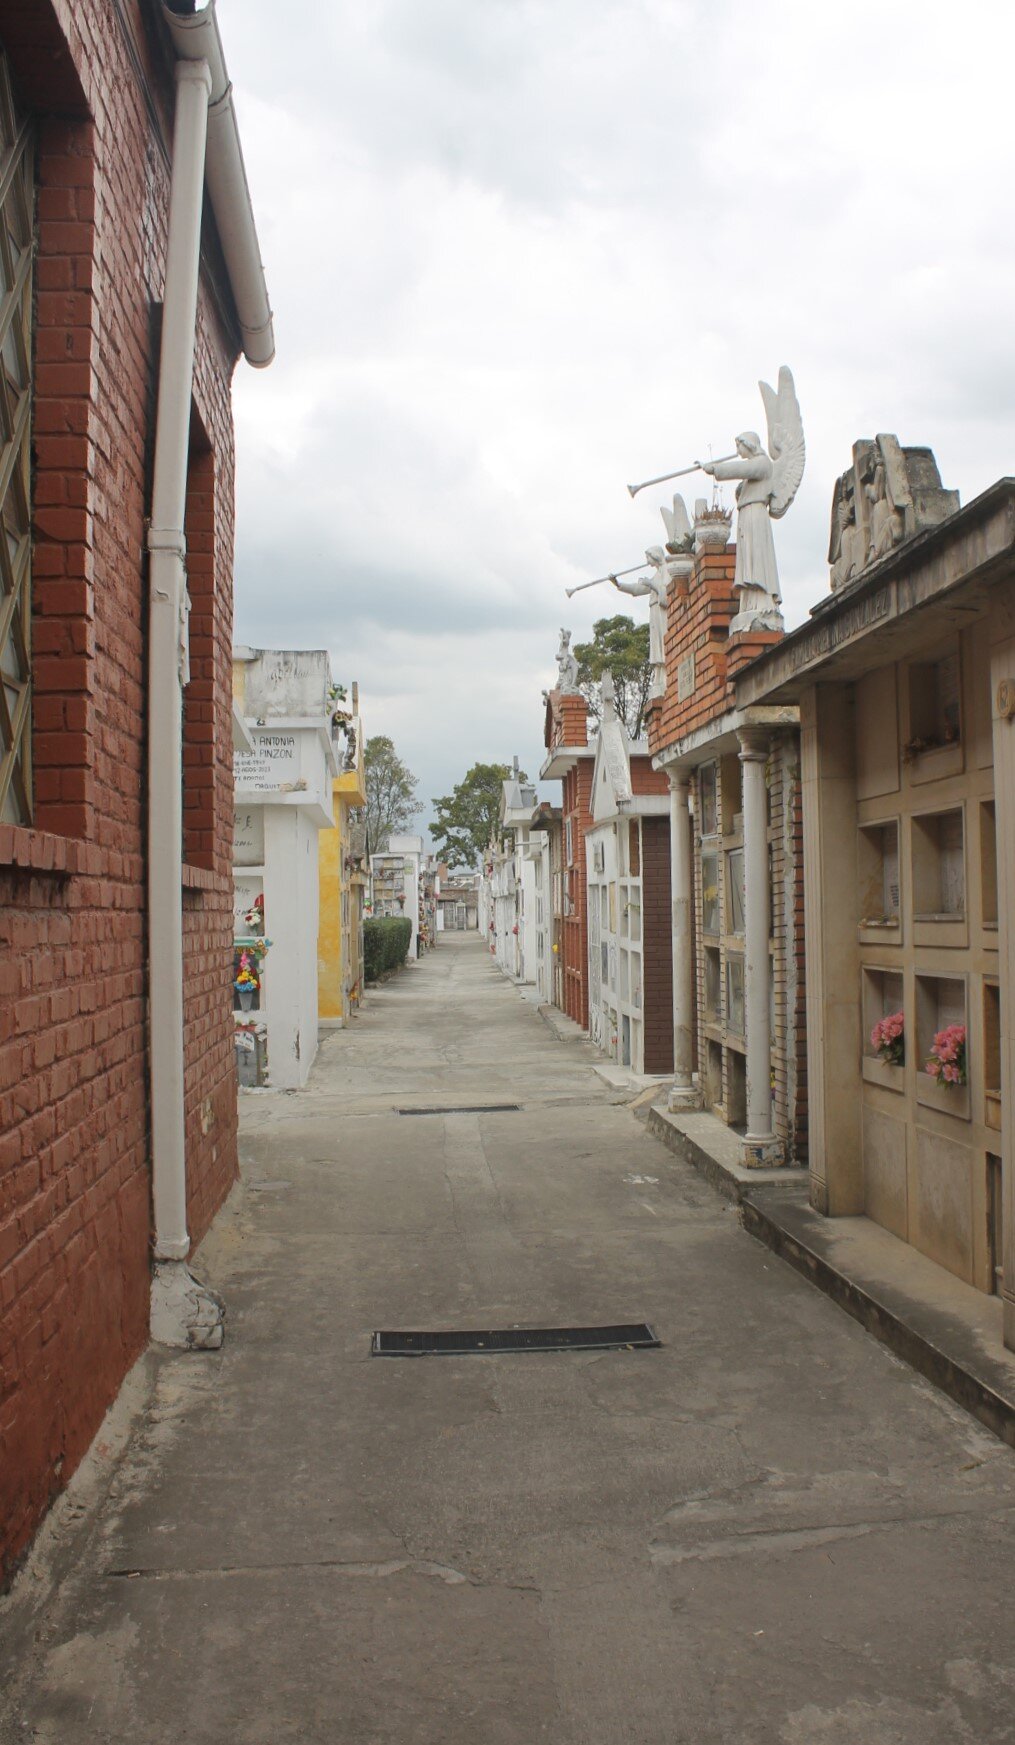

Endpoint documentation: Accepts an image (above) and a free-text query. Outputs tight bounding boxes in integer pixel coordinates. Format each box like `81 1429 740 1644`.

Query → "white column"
739 728 779 1157
667 771 700 1111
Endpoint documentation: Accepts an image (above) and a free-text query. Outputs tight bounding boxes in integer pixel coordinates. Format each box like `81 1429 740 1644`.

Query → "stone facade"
585 701 672 1075
738 476 1015 1346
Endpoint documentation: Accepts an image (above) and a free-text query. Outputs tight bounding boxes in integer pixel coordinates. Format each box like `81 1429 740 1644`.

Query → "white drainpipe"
149 2 273 1350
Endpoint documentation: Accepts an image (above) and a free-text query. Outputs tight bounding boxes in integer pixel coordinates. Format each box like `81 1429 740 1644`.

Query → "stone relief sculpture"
555 626 580 692
827 436 960 591
699 366 805 634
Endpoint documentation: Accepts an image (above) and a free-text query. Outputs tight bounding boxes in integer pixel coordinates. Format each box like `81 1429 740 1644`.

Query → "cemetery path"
4 932 1015 1744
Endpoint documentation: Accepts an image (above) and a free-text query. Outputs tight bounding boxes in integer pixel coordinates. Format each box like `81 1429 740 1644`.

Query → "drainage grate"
395 1104 521 1116
372 1323 660 1357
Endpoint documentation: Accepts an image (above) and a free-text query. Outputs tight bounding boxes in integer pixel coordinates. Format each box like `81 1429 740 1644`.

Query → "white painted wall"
259 806 323 1088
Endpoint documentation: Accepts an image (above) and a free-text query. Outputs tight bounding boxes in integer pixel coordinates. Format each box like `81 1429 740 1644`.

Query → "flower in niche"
926 1023 966 1087
871 1009 905 1066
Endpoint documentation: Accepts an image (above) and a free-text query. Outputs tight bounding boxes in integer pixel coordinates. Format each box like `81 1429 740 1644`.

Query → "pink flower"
872 1010 905 1065
926 1023 966 1087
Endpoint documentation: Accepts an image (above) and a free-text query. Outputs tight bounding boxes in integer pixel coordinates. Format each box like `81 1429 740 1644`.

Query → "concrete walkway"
3 933 1015 1743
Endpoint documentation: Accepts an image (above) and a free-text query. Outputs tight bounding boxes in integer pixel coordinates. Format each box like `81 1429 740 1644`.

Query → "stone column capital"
737 725 771 764
666 768 690 797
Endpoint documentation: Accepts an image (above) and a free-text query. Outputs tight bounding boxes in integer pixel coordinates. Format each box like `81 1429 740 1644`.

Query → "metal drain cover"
395 1104 521 1115
372 1323 660 1357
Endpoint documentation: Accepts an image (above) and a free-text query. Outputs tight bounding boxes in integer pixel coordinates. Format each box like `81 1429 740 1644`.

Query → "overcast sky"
224 0 1015 841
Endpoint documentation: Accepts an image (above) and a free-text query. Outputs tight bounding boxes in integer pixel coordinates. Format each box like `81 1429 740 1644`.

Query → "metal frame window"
0 53 34 824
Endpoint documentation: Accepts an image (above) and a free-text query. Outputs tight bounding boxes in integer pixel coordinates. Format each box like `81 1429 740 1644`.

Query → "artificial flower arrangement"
926 1023 967 1087
234 949 260 994
870 1009 905 1066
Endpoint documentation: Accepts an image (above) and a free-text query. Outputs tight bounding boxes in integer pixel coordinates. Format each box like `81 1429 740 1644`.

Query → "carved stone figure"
556 626 580 693
609 497 693 701
699 367 805 634
827 436 960 592
660 492 694 555
828 470 863 591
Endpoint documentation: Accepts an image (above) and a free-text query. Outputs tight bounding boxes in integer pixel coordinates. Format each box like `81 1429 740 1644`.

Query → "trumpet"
626 453 736 499
565 561 647 599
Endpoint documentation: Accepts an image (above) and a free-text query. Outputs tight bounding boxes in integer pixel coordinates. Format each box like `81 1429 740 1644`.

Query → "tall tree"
573 614 652 739
431 762 527 869
364 735 422 853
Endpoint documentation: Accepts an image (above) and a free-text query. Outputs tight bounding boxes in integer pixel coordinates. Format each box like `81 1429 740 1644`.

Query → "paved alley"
3 933 1015 1744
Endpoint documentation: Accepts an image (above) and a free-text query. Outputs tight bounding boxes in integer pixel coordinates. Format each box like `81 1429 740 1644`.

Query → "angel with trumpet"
609 497 694 697
625 366 805 635
696 367 804 632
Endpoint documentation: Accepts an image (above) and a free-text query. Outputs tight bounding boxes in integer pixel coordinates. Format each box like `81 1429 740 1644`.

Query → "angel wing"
759 365 805 519
660 492 692 550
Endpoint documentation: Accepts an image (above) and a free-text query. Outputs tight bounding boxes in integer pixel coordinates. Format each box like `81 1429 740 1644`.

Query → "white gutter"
148 6 272 1349
162 0 275 368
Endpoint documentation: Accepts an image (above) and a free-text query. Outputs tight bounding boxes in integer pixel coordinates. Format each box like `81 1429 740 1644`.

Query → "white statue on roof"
699 366 805 634
611 495 693 699
555 626 580 692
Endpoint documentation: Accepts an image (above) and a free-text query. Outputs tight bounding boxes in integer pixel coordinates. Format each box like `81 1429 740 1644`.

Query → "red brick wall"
649 547 785 758
544 688 593 1031
640 816 673 1075
0 0 241 1583
630 757 669 798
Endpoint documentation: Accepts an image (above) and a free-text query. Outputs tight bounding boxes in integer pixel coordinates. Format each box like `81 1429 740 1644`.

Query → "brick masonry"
0 1 243 1582
648 540 807 1156
544 690 592 1032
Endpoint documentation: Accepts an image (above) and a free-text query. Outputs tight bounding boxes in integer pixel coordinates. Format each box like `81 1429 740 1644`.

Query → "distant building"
586 687 672 1074
541 685 595 1031
526 802 562 1005
370 834 439 957
437 867 479 931
233 649 337 1090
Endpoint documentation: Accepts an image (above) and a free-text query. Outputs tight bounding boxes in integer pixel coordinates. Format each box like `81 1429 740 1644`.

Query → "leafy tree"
573 614 652 739
431 762 528 869
364 735 422 853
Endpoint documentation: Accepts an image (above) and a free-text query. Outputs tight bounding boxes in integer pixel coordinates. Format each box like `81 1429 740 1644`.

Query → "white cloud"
221 0 1015 839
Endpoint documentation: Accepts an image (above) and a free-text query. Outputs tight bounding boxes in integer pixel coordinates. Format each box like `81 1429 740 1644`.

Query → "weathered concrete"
3 934 1014 1743
648 1102 808 1200
742 1186 1015 1449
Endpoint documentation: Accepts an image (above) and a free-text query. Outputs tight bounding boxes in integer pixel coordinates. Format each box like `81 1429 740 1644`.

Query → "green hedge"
364 916 413 982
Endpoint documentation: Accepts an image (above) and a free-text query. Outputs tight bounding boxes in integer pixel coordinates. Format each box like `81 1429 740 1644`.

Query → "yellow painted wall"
317 740 367 1022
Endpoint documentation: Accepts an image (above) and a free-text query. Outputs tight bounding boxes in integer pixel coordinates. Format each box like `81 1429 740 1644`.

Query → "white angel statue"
610 495 693 700
699 366 804 633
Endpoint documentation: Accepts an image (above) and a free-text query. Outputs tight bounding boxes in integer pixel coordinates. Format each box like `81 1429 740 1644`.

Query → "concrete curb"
741 1191 1015 1450
646 1104 805 1202
536 1004 588 1045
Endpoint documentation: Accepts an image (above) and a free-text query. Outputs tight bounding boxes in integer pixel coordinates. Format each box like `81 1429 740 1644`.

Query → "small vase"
237 987 254 1012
